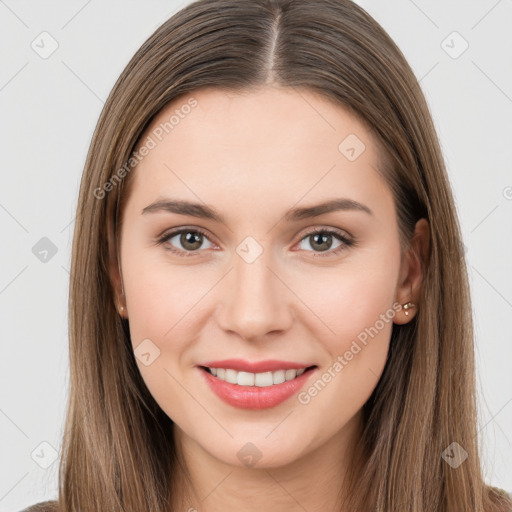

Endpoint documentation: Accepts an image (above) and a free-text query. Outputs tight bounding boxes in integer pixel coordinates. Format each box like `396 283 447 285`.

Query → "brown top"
19 500 57 512
21 493 512 511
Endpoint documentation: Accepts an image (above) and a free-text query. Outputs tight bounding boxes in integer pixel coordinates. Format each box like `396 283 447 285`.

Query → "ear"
107 215 127 318
393 218 430 325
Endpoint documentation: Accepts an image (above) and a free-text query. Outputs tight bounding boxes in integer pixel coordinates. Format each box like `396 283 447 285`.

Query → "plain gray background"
1 0 511 510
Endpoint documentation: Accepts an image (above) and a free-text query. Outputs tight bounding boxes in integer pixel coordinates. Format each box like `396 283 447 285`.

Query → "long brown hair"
53 0 512 510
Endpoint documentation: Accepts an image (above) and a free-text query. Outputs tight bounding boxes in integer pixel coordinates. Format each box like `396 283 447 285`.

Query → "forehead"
126 86 391 218
142 85 375 152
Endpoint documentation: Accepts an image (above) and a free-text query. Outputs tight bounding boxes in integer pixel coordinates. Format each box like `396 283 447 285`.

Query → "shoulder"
18 500 58 512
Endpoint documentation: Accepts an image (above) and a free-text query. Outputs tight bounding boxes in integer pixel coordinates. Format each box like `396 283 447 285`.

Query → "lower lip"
199 367 316 410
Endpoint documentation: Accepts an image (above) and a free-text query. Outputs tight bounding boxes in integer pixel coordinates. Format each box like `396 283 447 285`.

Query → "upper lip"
200 359 315 373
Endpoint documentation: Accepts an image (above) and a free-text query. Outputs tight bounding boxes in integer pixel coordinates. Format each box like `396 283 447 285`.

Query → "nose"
216 249 294 342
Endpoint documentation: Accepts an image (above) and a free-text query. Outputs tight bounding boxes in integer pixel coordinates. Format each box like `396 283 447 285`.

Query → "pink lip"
198 363 316 410
201 359 312 373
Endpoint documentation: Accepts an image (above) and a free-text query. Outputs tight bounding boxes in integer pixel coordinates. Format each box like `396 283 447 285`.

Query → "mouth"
197 360 317 410
200 365 315 387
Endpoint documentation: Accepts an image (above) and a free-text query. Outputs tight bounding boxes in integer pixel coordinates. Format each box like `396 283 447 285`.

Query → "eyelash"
156 226 355 258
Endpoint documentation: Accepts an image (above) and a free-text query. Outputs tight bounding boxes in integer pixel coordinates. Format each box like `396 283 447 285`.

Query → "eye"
157 228 215 256
156 226 355 258
296 228 354 257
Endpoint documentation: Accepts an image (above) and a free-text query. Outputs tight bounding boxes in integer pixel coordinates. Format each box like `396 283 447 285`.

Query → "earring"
402 302 415 316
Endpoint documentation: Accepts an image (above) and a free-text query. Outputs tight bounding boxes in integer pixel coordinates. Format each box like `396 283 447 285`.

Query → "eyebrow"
141 197 373 222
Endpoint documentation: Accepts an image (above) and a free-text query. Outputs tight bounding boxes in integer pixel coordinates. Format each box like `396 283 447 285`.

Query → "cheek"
295 260 398 427
121 253 209 420
293 243 401 418
121 240 208 347
301 246 400 353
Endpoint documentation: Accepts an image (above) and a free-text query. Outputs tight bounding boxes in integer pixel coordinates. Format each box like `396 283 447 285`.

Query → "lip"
201 359 312 373
198 362 317 410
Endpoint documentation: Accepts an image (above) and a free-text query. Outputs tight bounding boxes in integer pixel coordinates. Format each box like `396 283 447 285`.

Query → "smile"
204 367 306 387
198 359 317 410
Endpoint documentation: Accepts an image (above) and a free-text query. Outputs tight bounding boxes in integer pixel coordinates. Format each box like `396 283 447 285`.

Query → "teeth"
238 371 254 386
225 369 238 384
273 370 285 385
207 367 308 387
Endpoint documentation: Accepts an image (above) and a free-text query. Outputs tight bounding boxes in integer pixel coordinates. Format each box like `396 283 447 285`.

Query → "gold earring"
403 302 415 316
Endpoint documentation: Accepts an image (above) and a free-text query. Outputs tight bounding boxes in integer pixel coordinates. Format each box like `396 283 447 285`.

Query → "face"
114 86 411 469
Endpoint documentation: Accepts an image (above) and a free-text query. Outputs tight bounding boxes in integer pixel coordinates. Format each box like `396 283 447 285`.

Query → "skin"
110 86 429 512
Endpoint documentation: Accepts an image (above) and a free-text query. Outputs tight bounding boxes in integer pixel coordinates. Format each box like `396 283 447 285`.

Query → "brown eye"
296 228 353 257
308 232 334 252
179 231 204 251
159 228 215 254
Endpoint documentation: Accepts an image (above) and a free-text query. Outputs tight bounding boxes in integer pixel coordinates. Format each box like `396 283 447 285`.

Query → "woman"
22 0 512 510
